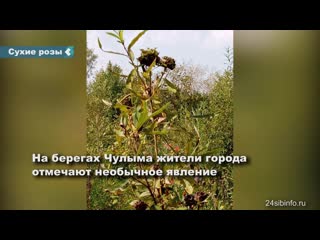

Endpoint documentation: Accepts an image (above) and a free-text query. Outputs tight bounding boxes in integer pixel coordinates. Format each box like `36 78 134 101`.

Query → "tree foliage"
87 48 98 79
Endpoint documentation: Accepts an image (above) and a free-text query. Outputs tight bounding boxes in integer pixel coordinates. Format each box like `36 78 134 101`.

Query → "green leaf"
155 179 161 189
126 69 136 85
167 86 176 93
152 99 161 105
128 30 147 51
114 103 129 113
149 130 169 135
115 129 125 137
120 115 127 127
129 49 134 61
186 141 192 155
153 205 162 210
98 38 102 49
107 32 120 39
129 200 139 207
119 179 129 188
102 99 112 107
133 110 139 127
110 188 124 195
137 142 143 155
150 102 170 117
136 101 148 129
104 50 127 57
143 58 156 81
164 79 178 93
144 121 156 132
139 191 151 198
136 102 170 130
127 89 143 98
183 179 193 194
119 30 124 43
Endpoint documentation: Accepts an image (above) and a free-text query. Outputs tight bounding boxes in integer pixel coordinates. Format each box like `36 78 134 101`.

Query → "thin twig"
121 42 147 89
132 176 148 187
162 136 177 153
139 164 157 205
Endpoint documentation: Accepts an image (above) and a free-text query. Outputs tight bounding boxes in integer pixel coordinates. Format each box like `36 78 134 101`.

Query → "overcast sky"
87 30 233 76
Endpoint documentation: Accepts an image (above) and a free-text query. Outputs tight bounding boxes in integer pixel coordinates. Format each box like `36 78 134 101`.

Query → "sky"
87 30 233 77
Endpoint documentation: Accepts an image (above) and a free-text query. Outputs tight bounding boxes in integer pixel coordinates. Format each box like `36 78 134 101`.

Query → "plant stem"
120 40 158 206
149 98 159 157
154 135 158 157
163 136 177 153
137 162 157 205
145 176 157 205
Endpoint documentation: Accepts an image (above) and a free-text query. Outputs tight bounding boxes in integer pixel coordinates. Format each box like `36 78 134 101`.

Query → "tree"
86 61 126 209
87 47 98 79
87 62 125 155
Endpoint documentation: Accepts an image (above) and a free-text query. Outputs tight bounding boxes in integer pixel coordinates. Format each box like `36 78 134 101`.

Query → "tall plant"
97 30 222 210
